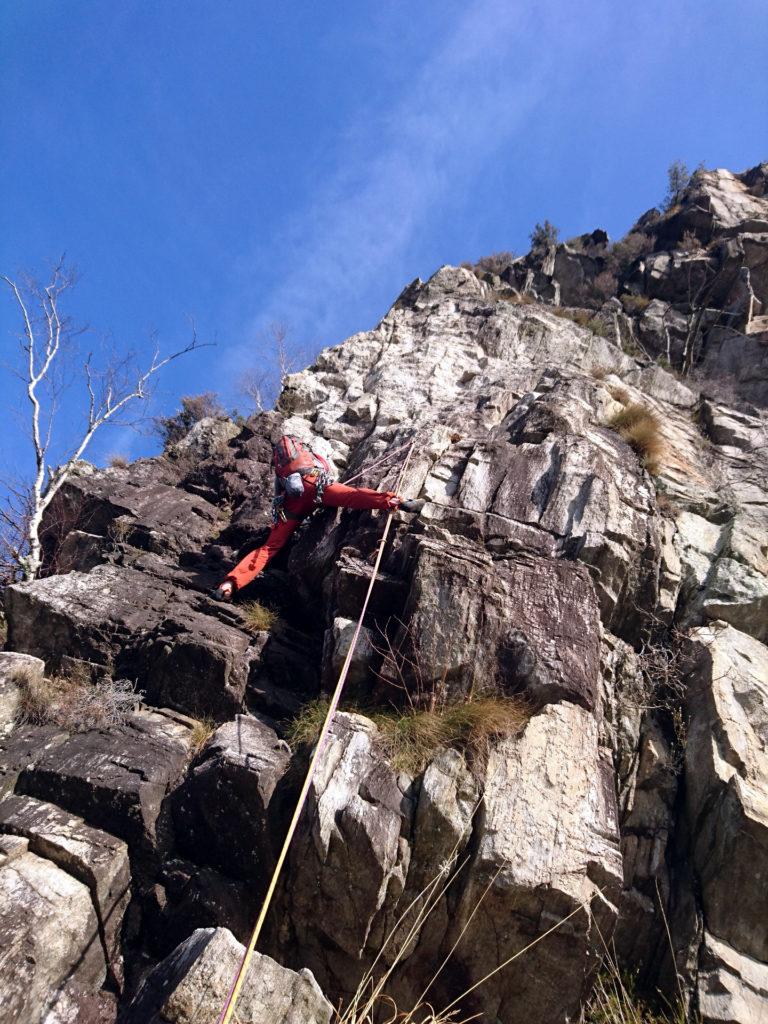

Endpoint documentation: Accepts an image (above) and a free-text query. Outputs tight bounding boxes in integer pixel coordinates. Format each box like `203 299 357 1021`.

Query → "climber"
212 434 423 600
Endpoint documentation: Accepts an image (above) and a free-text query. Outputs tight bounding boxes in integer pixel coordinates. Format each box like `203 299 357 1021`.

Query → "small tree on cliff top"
529 220 559 250
153 392 224 448
1 259 206 582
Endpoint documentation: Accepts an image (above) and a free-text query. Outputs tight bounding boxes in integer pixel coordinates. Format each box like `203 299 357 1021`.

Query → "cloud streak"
225 0 551 378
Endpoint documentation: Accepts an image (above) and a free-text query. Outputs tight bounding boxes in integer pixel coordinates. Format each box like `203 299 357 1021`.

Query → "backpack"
272 435 329 479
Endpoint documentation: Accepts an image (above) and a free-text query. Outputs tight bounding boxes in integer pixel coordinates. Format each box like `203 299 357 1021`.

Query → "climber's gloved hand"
397 498 425 514
212 581 234 602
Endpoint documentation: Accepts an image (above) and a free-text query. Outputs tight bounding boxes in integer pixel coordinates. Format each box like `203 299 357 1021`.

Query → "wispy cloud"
225 0 551 378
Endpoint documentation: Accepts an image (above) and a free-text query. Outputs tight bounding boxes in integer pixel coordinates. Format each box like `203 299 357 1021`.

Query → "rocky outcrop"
271 707 622 1022
2 164 768 1023
173 714 290 881
13 709 194 873
0 794 131 988
685 624 768 972
126 927 332 1024
0 833 106 1024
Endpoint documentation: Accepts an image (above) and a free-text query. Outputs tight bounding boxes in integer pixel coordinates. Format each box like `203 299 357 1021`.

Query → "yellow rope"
217 441 415 1024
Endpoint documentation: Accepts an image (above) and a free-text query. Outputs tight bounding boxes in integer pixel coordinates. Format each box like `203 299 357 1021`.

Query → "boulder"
701 556 768 642
698 324 768 407
272 707 622 1024
5 564 259 720
126 926 332 1024
14 709 193 874
393 538 602 710
0 794 131 988
0 834 105 1024
686 623 768 964
173 714 290 880
444 703 623 1023
323 615 376 689
664 166 768 241
45 458 221 559
697 932 768 1024
277 712 412 987
166 416 240 461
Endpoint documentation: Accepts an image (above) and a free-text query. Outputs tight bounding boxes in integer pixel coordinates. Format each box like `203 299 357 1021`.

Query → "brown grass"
240 600 278 633
607 402 666 475
620 294 651 316
189 716 217 755
590 364 611 381
288 696 530 775
609 384 631 404
14 664 140 731
108 455 129 469
552 308 607 336
583 968 689 1024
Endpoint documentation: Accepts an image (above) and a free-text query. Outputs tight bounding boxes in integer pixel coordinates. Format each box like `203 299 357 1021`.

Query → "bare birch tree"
2 260 206 581
238 320 303 412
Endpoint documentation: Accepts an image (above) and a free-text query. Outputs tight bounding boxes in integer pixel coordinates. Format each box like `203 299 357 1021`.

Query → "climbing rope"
216 439 416 1024
342 438 417 486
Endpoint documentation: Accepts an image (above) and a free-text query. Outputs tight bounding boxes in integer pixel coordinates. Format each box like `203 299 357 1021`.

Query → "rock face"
2 164 768 1023
0 833 105 1024
684 622 768 1021
0 794 131 988
126 927 332 1024
173 714 290 881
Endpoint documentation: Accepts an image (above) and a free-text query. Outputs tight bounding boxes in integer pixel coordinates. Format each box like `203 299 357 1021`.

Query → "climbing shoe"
398 498 425 514
211 581 234 602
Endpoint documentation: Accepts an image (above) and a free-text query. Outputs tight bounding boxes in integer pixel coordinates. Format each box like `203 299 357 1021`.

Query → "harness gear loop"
271 494 286 524
216 439 416 1024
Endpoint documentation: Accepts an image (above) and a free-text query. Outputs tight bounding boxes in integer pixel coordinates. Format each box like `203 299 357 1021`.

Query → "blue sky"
1 0 766 474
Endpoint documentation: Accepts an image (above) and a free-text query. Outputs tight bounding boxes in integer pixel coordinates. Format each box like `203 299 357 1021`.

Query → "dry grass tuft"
14 665 140 732
590 364 611 381
620 294 651 316
607 402 666 476
336 1002 471 1024
241 600 278 633
552 308 607 336
108 454 129 469
288 696 530 775
372 697 530 774
189 716 217 755
583 961 691 1024
583 880 693 1023
609 384 631 404
496 291 536 305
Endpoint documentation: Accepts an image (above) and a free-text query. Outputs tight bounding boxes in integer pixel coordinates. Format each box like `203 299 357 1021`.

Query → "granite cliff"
1 163 767 1024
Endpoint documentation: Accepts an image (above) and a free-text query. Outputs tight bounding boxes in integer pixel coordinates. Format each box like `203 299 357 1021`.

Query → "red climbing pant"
224 476 400 592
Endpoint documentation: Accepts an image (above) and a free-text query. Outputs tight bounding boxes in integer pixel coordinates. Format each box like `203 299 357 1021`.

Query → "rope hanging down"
216 439 416 1024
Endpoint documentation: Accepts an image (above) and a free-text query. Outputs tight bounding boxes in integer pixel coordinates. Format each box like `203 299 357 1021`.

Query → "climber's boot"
398 498 425 514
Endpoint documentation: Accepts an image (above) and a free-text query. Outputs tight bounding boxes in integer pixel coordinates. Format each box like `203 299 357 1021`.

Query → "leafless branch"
238 320 306 413
2 262 208 580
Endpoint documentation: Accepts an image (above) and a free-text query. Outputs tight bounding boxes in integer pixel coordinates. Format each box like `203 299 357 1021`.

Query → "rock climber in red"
213 434 422 601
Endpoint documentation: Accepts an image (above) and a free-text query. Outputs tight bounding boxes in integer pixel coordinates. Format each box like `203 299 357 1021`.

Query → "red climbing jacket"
223 442 400 592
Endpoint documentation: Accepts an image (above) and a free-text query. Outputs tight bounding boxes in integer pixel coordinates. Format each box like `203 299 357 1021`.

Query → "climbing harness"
271 493 286 524
216 439 416 1024
311 466 333 506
